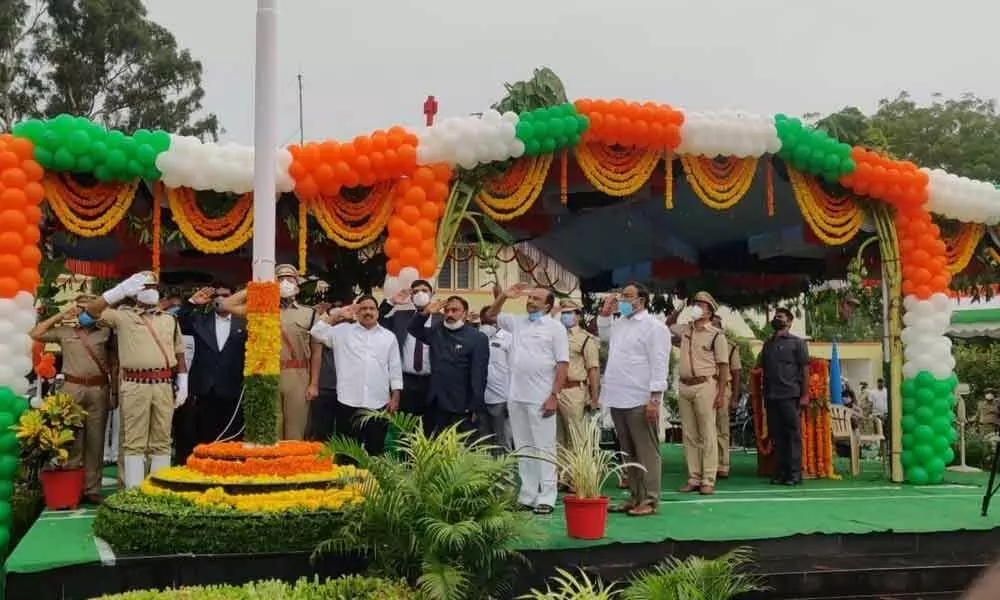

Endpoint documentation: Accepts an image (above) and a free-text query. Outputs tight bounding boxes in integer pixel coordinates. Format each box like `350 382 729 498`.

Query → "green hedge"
92 575 417 599
93 490 346 555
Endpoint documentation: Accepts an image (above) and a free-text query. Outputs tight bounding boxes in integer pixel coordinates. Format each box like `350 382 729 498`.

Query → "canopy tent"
949 297 1000 339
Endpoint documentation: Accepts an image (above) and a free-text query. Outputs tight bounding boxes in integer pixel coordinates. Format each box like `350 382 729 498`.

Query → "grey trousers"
611 406 662 507
478 403 512 453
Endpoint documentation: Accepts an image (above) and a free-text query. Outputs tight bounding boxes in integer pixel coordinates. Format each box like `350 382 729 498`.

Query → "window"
518 267 533 284
437 258 453 289
436 254 474 290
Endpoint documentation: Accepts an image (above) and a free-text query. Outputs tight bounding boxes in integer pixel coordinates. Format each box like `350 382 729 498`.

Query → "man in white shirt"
868 378 888 418
486 283 569 515
478 306 513 453
598 283 670 516
310 295 403 457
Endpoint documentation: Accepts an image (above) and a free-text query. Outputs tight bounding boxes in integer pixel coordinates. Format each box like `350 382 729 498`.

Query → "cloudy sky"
144 0 1000 145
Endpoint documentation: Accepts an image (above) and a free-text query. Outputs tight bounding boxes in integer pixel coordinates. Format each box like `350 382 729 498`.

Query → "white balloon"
930 363 952 380
902 362 919 379
10 356 30 377
14 292 33 310
12 378 28 396
399 267 420 286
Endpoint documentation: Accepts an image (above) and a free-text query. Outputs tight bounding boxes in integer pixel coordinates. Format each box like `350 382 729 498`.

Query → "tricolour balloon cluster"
774 115 855 183
384 164 452 278
574 98 680 149
896 206 951 300
416 110 525 170
155 135 294 195
13 115 170 183
922 168 1000 225
676 111 781 158
840 149 929 209
515 104 589 156
288 127 419 199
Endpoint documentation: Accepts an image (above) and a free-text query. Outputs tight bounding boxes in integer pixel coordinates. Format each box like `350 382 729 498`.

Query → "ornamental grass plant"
555 416 639 499
622 547 768 600
316 411 538 600
519 568 619 599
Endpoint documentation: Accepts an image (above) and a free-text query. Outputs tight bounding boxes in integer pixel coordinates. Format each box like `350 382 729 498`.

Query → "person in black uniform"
306 299 348 442
758 307 810 486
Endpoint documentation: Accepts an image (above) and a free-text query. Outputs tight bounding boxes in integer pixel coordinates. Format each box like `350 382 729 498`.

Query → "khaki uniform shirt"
671 322 729 380
566 326 599 383
99 307 184 370
725 338 742 393
38 326 111 379
280 303 315 363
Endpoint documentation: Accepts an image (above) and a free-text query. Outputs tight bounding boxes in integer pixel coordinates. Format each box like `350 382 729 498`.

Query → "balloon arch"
2 99 995 489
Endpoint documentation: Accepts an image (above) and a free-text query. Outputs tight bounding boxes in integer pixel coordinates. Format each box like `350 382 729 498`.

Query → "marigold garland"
187 455 335 477
559 149 568 206
573 143 659 196
193 440 323 460
298 197 308 272
663 148 674 209
788 168 863 246
766 158 775 217
307 183 394 249
243 281 281 389
475 154 553 221
680 156 758 210
151 184 161 276
153 465 356 485
942 222 984 275
140 479 365 513
163 185 254 254
43 175 137 237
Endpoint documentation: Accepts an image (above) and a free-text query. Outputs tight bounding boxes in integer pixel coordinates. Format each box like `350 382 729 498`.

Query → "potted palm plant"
556 415 641 540
13 391 87 510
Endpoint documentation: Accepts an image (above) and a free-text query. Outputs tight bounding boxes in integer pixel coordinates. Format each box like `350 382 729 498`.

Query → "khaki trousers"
279 367 310 440
610 406 661 507
717 400 730 474
678 380 718 486
120 381 174 455
63 382 108 496
556 387 587 449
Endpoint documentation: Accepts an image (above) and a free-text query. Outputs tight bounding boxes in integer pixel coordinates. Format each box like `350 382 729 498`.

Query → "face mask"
279 280 298 299
136 289 160 306
444 319 464 331
412 291 431 308
165 305 180 315
528 311 543 322
479 325 497 337
78 312 96 328
689 306 704 321
618 301 634 318
560 313 576 328
770 318 784 330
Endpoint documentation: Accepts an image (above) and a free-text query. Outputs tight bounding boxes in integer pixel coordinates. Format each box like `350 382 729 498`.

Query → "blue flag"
830 338 842 405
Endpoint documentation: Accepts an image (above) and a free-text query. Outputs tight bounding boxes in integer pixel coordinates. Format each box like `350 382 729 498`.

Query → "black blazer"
407 313 489 413
378 300 442 357
178 304 247 400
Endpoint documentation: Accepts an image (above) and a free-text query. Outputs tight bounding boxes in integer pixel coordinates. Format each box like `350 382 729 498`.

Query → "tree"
0 0 218 138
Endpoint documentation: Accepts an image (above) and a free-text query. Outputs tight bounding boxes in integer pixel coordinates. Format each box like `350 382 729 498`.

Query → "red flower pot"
39 468 85 510
563 495 610 540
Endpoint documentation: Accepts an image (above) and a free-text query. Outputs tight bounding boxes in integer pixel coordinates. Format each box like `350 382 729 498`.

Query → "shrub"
317 412 538 600
92 575 417 599
623 547 768 600
93 490 346 555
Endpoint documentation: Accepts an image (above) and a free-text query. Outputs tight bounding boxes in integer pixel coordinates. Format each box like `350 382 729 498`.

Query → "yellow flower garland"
475 154 553 221
140 480 365 513
574 143 659 197
944 222 983 275
243 281 281 377
166 186 254 254
153 464 365 485
43 178 137 237
680 156 758 210
788 168 863 246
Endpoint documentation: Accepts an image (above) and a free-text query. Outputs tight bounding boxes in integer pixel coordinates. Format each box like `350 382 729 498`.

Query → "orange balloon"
420 201 440 220
319 141 341 163
0 189 26 210
397 145 417 170
354 155 371 173
386 258 402 276
399 246 420 267
0 254 20 276
23 204 41 225
387 216 406 236
342 169 360 188
914 285 932 300
314 163 335 185
0 232 22 254
901 279 914 296
339 144 357 163
0 152 18 170
930 274 950 291
368 151 385 172
403 132 419 147
0 168 26 189
418 259 436 278
399 205 421 225
319 179 341 197
296 176 319 199
333 161 351 181
414 167 435 187
415 218 436 239
288 161 307 180
402 225 422 246
371 133 389 152
383 149 399 170
299 145 321 169
0 276 17 298
387 131 405 149
419 239 435 257
9 137 34 160
910 268 931 285
359 171 377 187
0 210 26 232
431 163 452 182
403 186 426 207
428 181 449 203
384 237 403 258
353 135 373 155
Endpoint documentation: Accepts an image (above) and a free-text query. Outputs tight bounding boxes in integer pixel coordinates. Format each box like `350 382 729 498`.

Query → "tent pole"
873 204 904 482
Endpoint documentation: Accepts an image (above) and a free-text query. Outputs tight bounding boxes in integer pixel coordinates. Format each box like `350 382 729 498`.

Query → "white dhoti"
508 400 557 508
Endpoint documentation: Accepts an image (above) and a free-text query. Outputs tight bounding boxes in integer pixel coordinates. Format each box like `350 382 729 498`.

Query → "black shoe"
533 504 554 515
782 479 801 486
517 503 534 512
769 477 785 485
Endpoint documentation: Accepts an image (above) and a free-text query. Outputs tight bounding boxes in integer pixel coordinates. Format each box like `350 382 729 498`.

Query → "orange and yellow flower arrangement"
801 358 838 479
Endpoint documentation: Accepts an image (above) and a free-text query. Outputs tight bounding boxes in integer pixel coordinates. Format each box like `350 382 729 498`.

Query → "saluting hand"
390 288 411 306
189 287 214 305
600 294 617 317
503 282 529 299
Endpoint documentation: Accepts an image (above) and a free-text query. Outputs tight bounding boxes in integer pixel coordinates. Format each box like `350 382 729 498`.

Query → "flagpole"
252 0 278 282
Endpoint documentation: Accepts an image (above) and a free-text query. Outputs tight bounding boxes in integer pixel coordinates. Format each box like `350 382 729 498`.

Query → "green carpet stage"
7 446 1000 599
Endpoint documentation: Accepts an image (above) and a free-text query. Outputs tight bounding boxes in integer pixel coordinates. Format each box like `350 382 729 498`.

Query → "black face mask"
770 318 784 330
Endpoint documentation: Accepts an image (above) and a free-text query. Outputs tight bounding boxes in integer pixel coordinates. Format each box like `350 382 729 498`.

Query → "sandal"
609 502 636 513
533 504 554 515
627 503 657 517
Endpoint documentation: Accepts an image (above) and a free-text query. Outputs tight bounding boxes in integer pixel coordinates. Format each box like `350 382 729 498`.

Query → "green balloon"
52 147 75 171
525 140 541 156
90 141 109 162
931 435 950 453
901 378 917 397
0 388 16 414
549 118 565 137
126 159 143 177
143 167 161 181
901 415 918 433
0 455 17 480
901 395 916 414
13 119 45 140
67 129 91 154
106 130 126 148
106 149 127 171
0 501 12 525
10 396 26 419
915 387 934 406
516 122 535 140
931 397 951 416
914 443 934 462
915 371 935 388
946 427 959 443
94 165 112 182
915 406 934 424
0 432 17 454
541 138 556 154
52 114 75 134
75 155 95 174
901 449 915 468
902 433 915 449
940 446 956 465
931 415 951 435
908 466 929 485
0 481 13 501
150 131 171 153
914 424 934 443
519 111 535 123
926 457 946 476
0 528 10 552
568 132 581 147
575 114 590 133
133 129 152 145
135 144 156 166
533 121 549 138
119 137 137 157
0 413 14 432
33 147 53 169
928 470 944 485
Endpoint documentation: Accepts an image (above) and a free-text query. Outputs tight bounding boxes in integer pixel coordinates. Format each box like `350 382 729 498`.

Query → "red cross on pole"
423 95 438 126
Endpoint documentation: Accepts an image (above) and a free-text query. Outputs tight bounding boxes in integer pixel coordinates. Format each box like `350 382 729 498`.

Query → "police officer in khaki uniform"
668 291 729 495
86 271 188 489
556 299 600 489
710 313 742 479
275 264 315 440
30 294 111 503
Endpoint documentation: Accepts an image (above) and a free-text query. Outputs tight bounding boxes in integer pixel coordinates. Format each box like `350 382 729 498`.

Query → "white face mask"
689 306 704 321
444 319 464 330
412 291 431 308
136 289 160 306
479 325 497 337
279 280 298 298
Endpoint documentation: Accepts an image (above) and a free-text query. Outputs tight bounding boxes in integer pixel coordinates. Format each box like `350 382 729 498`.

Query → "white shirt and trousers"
598 311 671 508
499 313 569 509
480 329 513 453
310 320 402 456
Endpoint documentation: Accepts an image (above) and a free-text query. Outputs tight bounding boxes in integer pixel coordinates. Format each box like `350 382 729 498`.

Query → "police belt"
281 360 308 369
562 380 585 389
679 375 716 386
122 368 174 384
64 373 108 387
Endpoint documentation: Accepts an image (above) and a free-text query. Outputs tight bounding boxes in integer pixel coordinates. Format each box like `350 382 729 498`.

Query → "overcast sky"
144 0 1000 146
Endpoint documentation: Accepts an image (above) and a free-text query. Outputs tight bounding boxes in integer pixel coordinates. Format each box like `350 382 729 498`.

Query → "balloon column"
384 164 453 279
841 148 957 485
0 134 40 551
774 115 855 183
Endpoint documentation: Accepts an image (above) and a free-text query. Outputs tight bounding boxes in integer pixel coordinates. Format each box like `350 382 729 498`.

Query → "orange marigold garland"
151 184 161 276
193 441 323 460
475 155 552 221
308 183 395 250
242 280 281 445
680 156 758 210
43 174 137 237
574 143 659 196
788 168 863 246
942 222 984 274
187 455 334 477
164 185 254 254
663 148 674 209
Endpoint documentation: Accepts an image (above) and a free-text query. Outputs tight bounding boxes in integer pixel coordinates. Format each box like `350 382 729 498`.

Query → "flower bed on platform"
93 576 418 600
192 441 323 460
139 480 364 512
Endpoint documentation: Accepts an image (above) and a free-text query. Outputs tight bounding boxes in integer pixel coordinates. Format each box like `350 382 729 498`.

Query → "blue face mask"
560 313 576 328
618 301 635 318
78 312 96 328
166 306 181 316
528 311 543 322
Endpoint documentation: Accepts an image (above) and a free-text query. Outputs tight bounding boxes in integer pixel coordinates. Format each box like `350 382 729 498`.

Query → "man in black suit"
173 284 247 463
379 279 438 435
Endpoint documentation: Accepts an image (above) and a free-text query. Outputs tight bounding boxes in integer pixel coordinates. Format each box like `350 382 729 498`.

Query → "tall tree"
0 0 218 138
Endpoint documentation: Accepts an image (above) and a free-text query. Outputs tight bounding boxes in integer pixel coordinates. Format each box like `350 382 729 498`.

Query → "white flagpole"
251 0 278 282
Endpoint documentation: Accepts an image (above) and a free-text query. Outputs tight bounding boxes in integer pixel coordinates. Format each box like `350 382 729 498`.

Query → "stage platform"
6 446 1000 599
